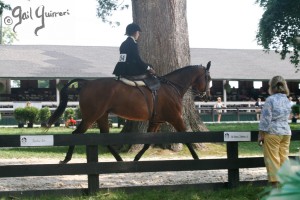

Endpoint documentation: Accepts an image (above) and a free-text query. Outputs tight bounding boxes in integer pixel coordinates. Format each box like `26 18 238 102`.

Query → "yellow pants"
262 133 291 182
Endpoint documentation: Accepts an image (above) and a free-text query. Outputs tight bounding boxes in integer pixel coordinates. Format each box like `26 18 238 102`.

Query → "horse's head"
191 61 211 102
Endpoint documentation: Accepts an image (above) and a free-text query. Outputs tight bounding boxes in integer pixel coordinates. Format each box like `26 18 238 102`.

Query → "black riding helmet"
125 23 142 36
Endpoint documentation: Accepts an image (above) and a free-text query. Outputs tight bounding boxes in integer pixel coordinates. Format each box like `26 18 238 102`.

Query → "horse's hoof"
59 160 68 164
133 157 140 162
193 156 199 160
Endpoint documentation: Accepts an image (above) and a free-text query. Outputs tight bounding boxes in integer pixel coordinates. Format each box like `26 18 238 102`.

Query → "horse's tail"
47 79 86 128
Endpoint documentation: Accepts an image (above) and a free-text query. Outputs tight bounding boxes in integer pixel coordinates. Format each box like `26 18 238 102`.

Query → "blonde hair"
268 76 290 95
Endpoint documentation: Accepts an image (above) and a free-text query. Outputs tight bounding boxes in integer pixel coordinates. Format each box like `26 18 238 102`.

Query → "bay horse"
47 61 211 163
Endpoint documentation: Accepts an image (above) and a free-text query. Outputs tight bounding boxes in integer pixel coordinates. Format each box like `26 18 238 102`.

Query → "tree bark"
132 0 190 73
123 0 208 152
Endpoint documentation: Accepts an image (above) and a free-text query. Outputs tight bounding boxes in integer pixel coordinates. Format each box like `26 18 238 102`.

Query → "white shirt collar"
130 36 137 43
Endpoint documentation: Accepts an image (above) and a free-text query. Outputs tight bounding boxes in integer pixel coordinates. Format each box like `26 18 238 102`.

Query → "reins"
158 76 181 96
159 66 210 100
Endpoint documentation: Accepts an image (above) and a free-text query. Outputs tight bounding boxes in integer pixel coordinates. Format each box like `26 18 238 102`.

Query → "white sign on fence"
20 135 54 146
224 132 251 142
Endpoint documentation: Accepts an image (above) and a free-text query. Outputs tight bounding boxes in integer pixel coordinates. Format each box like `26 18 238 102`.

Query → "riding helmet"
125 23 142 36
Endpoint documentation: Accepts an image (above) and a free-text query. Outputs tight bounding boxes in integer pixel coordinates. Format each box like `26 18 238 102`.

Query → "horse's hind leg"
96 115 123 161
60 121 90 164
60 145 75 164
106 146 123 161
134 122 160 161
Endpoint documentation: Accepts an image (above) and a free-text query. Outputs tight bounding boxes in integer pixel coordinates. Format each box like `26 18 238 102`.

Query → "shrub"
38 107 51 127
13 107 26 123
23 106 39 124
63 108 75 121
262 159 300 199
292 104 300 115
75 106 82 119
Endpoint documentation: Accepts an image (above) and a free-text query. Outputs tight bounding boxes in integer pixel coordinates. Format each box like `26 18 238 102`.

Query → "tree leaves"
0 0 11 15
96 0 129 26
256 0 300 72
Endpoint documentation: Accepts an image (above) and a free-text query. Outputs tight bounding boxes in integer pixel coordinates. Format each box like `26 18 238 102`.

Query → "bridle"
158 63 211 100
192 66 211 101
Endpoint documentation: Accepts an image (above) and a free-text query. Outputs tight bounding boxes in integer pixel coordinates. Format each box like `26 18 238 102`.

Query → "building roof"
0 45 298 81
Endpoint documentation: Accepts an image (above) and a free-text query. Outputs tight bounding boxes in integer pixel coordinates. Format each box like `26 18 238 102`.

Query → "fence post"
211 107 214 122
226 142 239 188
86 145 99 195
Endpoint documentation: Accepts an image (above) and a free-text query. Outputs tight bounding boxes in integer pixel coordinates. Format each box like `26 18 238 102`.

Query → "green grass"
206 122 260 132
0 127 123 159
206 122 300 156
206 122 300 132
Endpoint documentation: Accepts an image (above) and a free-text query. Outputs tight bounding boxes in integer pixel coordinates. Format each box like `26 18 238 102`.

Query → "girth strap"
151 90 158 118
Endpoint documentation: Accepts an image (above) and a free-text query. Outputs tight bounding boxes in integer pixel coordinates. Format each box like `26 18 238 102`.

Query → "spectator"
258 75 291 188
288 96 294 106
296 97 300 105
255 98 263 121
288 96 294 119
214 97 226 122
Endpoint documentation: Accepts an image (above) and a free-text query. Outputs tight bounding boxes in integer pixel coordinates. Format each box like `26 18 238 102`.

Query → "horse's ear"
206 61 211 71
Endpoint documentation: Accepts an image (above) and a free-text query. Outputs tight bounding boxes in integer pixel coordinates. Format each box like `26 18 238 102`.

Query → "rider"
113 23 155 78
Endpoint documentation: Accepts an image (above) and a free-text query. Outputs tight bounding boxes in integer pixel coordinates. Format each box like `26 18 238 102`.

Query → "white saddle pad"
118 77 145 87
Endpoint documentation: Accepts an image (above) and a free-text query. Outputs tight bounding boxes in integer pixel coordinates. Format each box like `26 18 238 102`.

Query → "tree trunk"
123 0 208 152
132 0 190 73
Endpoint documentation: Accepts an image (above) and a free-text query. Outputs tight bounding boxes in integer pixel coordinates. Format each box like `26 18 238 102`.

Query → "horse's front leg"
171 117 199 160
134 122 160 161
185 143 199 160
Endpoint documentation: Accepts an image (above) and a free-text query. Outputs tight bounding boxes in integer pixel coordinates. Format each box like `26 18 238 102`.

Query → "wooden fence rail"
0 130 300 197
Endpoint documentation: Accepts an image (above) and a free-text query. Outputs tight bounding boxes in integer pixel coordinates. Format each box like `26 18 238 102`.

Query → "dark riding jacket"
113 37 150 76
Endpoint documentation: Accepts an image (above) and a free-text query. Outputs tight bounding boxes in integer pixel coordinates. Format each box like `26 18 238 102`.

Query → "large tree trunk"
132 0 190 73
122 0 208 152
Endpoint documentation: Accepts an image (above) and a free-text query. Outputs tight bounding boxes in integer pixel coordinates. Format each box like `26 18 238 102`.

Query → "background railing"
196 107 260 122
0 101 262 125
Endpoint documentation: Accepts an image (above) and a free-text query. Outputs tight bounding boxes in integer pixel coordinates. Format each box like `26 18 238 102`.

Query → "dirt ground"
0 157 267 191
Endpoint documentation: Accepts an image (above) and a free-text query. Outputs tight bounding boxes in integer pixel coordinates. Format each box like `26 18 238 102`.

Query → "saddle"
119 74 160 92
116 73 161 119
